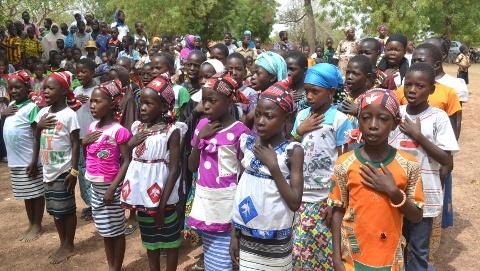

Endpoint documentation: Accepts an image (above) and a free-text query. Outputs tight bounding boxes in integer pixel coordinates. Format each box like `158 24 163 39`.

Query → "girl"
378 34 409 90
230 79 304 270
187 74 250 270
226 52 257 116
291 63 352 271
329 88 424 271
285 51 308 111
83 80 131 271
2 70 44 242
121 76 187 271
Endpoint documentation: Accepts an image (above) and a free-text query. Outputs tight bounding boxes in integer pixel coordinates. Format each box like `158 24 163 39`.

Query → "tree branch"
279 13 306 24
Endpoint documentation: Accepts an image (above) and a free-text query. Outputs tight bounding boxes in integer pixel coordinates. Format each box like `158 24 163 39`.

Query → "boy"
32 71 80 264
73 21 92 56
107 27 121 52
74 58 98 221
455 45 470 85
389 63 458 271
133 21 148 45
95 22 111 57
21 27 42 61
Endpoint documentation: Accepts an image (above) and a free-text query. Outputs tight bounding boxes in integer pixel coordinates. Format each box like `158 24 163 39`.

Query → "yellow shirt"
236 47 258 60
395 83 461 116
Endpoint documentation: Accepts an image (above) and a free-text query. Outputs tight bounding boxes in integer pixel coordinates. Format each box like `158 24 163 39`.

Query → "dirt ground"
0 64 478 271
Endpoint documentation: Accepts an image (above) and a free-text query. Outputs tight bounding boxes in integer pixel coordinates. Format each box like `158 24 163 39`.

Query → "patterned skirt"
239 234 292 271
44 173 76 219
138 208 182 250
201 231 232 271
292 200 334 270
10 166 44 199
91 183 126 237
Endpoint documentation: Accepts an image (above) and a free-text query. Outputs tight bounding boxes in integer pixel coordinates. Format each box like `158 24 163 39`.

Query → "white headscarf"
41 23 65 60
203 59 225 73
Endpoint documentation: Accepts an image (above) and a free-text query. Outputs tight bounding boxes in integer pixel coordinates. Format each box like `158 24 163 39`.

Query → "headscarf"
358 88 401 124
146 76 176 123
7 70 32 90
378 33 409 82
41 23 65 59
49 71 82 111
243 30 252 36
259 77 294 113
304 63 343 89
97 79 124 109
204 73 249 104
151 36 161 45
202 59 225 74
255 51 287 81
180 34 196 60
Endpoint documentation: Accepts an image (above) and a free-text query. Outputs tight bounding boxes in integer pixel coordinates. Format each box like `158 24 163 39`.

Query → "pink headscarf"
180 34 196 61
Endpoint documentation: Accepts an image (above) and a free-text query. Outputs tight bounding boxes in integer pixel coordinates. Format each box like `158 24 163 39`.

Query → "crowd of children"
0 11 469 271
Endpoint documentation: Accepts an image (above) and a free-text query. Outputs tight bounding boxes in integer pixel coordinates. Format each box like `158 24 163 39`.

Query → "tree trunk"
304 0 316 50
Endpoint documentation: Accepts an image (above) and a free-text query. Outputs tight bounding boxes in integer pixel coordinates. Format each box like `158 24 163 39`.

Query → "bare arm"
104 143 132 204
160 129 181 208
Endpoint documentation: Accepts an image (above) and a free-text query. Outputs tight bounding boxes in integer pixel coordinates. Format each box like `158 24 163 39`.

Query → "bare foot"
49 245 74 264
23 225 42 242
17 225 33 241
48 247 62 259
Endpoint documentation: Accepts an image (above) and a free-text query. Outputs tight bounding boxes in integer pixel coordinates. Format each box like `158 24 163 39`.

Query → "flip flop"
124 223 138 236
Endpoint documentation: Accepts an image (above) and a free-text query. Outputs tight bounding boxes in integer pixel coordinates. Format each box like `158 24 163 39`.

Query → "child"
141 62 154 87
311 44 324 64
84 80 132 271
118 35 140 63
285 51 308 111
210 43 229 65
121 76 187 271
74 58 98 221
2 70 44 242
324 38 336 65
291 64 352 270
21 27 43 61
389 63 458 271
187 74 250 270
230 79 304 270
73 21 92 56
83 40 102 65
96 22 111 57
357 38 381 70
339 55 375 119
377 34 409 89
251 51 287 92
455 45 470 85
226 52 257 116
60 48 75 72
48 51 65 74
31 71 80 264
32 62 46 92
107 27 121 53
329 88 424 271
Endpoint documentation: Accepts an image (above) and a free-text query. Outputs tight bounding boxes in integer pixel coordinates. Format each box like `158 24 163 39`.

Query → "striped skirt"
9 167 44 199
138 208 182 250
239 234 293 271
91 183 126 237
200 231 232 271
44 173 76 219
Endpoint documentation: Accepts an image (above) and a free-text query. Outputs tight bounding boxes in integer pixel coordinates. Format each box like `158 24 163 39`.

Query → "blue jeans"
404 217 433 271
78 145 91 206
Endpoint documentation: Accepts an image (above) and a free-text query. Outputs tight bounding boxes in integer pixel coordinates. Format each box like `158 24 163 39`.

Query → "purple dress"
187 118 250 232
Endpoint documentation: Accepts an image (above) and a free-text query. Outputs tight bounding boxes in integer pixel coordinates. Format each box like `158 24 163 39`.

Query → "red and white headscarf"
47 71 82 111
204 73 249 104
259 76 294 113
7 70 32 88
358 88 401 124
146 76 176 123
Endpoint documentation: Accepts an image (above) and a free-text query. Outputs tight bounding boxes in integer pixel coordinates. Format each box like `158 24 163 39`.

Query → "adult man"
236 36 257 60
21 11 40 38
273 31 295 51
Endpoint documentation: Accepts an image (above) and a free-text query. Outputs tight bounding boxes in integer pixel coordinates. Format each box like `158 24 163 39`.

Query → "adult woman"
41 23 66 60
334 27 358 76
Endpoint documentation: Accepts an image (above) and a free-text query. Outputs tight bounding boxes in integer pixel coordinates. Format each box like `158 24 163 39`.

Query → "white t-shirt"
80 55 102 65
3 101 39 167
74 85 96 139
35 106 80 182
292 106 353 202
111 23 129 41
227 44 237 55
389 106 459 217
436 73 469 102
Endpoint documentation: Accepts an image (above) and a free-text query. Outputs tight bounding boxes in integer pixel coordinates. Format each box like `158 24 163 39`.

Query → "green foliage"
0 0 75 25
101 0 277 41
318 0 480 45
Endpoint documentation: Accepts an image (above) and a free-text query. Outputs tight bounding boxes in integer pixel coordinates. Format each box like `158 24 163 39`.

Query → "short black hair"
151 52 175 68
415 43 443 62
279 31 287 37
360 38 381 53
188 50 207 62
423 37 450 59
45 18 52 25
285 51 307 69
224 32 231 37
386 33 408 48
77 21 85 27
77 58 96 71
73 47 82 53
407 62 435 84
349 55 373 75
227 52 246 68
212 43 229 58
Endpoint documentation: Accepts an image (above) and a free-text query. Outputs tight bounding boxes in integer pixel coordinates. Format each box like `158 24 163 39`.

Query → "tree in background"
318 0 480 45
0 0 75 26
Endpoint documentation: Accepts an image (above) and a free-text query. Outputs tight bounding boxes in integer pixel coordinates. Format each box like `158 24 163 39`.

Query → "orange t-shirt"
395 83 461 116
328 148 424 270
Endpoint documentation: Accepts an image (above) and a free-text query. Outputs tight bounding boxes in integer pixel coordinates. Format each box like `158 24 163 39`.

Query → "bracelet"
70 168 79 177
390 190 406 208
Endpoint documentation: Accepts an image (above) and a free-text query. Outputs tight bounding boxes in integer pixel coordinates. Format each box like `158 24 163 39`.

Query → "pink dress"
187 118 250 232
